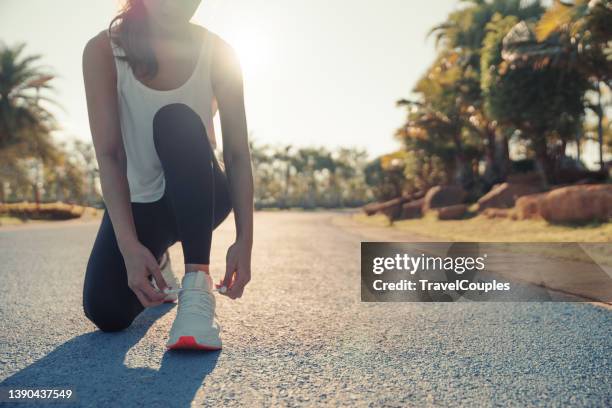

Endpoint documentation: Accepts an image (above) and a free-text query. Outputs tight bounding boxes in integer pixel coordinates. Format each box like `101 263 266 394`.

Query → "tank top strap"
107 31 124 56
106 30 128 86
201 28 218 149
202 28 217 75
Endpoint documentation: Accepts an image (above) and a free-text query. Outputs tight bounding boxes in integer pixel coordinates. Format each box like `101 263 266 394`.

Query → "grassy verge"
353 212 612 265
0 203 103 226
354 212 612 242
0 215 27 226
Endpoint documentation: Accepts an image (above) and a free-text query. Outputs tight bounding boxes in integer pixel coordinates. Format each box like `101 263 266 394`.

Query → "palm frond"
0 43 60 164
536 0 575 41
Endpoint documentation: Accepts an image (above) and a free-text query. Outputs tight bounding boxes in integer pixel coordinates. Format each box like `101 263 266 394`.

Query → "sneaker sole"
166 336 222 351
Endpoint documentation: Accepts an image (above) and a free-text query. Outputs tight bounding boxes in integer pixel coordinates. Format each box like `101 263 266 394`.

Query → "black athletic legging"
82 103 232 332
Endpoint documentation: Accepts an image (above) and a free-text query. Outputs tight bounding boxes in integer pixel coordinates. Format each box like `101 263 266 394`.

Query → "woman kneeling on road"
81 0 254 351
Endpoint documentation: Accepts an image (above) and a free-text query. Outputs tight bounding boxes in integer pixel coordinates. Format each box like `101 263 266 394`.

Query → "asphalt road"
0 211 610 407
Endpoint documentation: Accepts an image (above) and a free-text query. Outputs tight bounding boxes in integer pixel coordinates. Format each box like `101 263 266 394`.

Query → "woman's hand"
211 36 254 299
85 32 166 308
121 241 168 307
218 240 252 299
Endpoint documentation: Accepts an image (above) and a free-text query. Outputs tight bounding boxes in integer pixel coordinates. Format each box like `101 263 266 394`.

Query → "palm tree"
535 0 611 82
426 0 545 184
429 0 544 78
481 15 591 183
532 0 612 171
0 42 60 203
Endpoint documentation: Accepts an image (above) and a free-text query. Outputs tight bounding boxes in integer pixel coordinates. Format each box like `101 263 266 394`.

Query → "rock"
539 184 612 223
435 204 467 220
400 198 424 219
422 186 467 212
362 196 410 217
482 208 511 219
514 193 548 220
380 198 403 220
477 182 541 211
362 202 380 216
369 196 414 220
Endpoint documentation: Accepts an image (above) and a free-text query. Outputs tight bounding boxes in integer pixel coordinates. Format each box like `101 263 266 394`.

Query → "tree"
481 16 590 183
404 0 546 189
534 0 612 170
249 141 372 209
73 140 100 205
0 42 60 202
42 141 87 204
364 152 406 201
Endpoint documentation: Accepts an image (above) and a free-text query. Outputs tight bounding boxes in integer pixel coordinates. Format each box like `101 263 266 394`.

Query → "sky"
1 0 462 159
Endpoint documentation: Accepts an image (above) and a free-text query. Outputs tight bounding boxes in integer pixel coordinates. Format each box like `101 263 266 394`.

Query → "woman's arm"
211 35 254 299
82 31 166 306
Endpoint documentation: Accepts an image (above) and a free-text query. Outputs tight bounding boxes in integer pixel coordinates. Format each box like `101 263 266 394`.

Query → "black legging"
82 103 232 332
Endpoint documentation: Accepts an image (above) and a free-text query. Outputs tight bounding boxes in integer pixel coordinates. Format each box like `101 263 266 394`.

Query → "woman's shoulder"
202 30 243 91
82 29 118 86
83 29 116 69
190 24 234 56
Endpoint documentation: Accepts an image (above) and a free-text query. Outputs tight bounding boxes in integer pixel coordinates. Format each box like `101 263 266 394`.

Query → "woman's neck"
148 20 192 42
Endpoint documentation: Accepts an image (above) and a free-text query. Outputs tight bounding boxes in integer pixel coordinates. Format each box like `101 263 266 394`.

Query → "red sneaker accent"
166 336 221 351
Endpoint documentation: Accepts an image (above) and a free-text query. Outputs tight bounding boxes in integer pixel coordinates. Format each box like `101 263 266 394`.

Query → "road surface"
0 211 610 407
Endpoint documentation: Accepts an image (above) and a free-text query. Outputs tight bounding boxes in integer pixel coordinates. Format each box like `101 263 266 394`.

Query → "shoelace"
163 286 226 295
177 288 216 321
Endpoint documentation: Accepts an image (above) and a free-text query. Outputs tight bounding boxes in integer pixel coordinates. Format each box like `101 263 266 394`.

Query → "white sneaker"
166 271 222 351
152 251 180 303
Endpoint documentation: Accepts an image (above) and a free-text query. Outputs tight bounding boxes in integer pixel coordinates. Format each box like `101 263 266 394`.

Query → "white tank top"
108 27 218 203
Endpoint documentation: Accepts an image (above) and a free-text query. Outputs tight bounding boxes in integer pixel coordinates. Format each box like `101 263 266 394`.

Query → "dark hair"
108 0 158 79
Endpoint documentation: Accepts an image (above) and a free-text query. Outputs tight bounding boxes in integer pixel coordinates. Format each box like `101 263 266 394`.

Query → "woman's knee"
83 293 139 332
152 103 213 157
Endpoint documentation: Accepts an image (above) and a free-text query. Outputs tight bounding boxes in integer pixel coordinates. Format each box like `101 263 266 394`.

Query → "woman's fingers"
134 286 161 308
221 261 236 289
139 283 166 306
128 277 151 307
226 282 244 299
225 271 250 299
129 276 165 307
148 259 168 292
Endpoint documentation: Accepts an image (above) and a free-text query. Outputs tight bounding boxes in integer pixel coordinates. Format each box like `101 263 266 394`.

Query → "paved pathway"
1 212 610 406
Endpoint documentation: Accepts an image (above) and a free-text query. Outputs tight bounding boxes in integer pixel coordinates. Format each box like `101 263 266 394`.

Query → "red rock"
514 193 548 220
379 198 404 220
482 208 512 219
477 182 542 211
400 198 424 219
436 204 467 220
539 184 612 223
362 202 380 216
362 196 409 217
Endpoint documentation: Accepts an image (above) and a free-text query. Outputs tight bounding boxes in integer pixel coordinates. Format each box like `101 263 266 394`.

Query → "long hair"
108 0 157 79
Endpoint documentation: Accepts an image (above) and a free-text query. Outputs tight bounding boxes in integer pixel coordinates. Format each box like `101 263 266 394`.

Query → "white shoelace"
163 286 226 295
176 288 216 321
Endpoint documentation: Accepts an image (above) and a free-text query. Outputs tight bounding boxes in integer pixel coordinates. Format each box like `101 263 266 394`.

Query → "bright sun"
228 30 270 76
